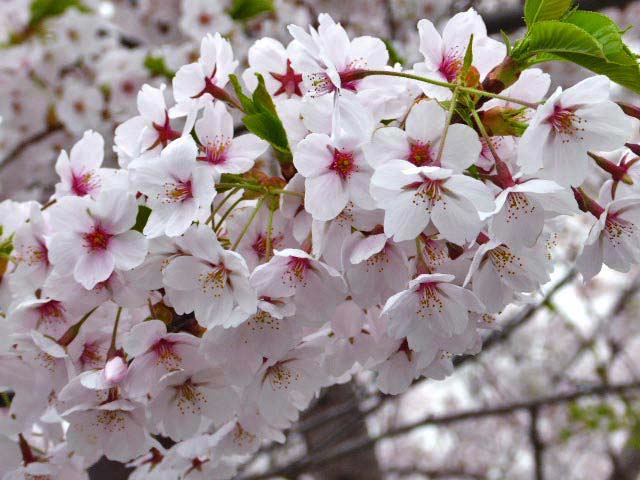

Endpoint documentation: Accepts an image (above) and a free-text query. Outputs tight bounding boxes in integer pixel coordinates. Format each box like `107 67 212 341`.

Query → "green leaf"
29 0 90 27
143 55 176 80
133 205 152 233
564 11 636 65
228 75 257 114
514 20 605 59
524 0 573 26
228 0 274 21
231 73 292 163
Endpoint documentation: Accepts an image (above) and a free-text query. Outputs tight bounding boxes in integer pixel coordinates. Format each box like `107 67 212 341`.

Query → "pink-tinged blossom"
122 319 203 397
371 161 494 243
465 239 552 313
172 33 238 113
490 179 577 248
364 100 482 172
250 249 346 326
53 130 104 199
245 344 325 427
243 37 304 98
149 368 238 441
577 197 640 281
10 204 51 292
201 297 300 386
382 274 484 354
133 135 216 238
518 76 633 186
226 206 295 271
294 127 375 221
162 224 257 328
64 399 149 462
194 102 268 177
288 13 388 96
341 231 410 308
413 9 506 100
48 191 148 290
114 84 181 165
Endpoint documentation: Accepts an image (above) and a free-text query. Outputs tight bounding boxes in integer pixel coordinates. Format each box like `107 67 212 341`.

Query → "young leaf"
514 20 604 60
228 74 258 114
228 0 274 21
524 0 573 26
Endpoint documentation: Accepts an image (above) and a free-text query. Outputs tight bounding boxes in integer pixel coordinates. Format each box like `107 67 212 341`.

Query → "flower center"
605 214 635 247
270 59 303 97
198 264 228 297
504 192 535 222
37 300 66 324
264 363 300 390
72 171 99 196
408 142 435 167
488 246 522 277
408 177 445 209
153 339 182 371
283 256 311 287
198 138 230 165
79 341 103 368
151 111 181 149
329 148 356 180
175 378 205 414
547 104 584 140
440 53 462 83
416 282 444 318
163 179 193 203
83 225 112 252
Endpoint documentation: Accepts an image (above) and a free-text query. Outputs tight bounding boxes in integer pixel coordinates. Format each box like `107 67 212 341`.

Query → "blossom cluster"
1 7 640 479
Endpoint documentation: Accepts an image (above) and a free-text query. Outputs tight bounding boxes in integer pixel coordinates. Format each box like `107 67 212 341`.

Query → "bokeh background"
2 1 640 479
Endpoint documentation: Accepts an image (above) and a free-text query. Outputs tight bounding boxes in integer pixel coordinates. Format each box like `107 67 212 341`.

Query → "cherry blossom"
518 76 633 186
371 161 494 243
48 191 148 289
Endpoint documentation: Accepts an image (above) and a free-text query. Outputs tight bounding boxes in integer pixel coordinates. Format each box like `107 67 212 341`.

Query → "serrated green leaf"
133 205 152 233
564 11 636 66
524 0 573 26
228 0 274 21
515 21 605 59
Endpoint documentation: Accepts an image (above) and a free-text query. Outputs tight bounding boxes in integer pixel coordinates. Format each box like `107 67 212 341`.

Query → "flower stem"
215 196 245 234
207 188 239 225
107 307 123 360
364 70 539 108
233 196 267 250
265 206 275 261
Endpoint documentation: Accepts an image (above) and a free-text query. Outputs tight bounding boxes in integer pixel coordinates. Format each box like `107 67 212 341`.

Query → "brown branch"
384 467 485 479
0 124 63 171
242 381 640 479
529 407 544 480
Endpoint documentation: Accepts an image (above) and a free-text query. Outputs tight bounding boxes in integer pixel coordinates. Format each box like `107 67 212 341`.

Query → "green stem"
269 188 304 198
215 196 245 234
233 196 266 250
436 85 460 164
57 305 99 347
207 188 239 225
364 70 539 108
265 207 276 261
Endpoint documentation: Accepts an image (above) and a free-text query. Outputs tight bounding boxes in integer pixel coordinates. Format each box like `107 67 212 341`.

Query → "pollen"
488 246 523 278
265 363 300 391
282 256 310 288
174 378 206 415
605 214 635 248
198 265 228 297
162 179 193 203
504 192 535 223
408 142 435 167
547 104 585 143
329 148 357 180
199 137 231 165
82 224 112 252
416 282 444 318
72 171 99 196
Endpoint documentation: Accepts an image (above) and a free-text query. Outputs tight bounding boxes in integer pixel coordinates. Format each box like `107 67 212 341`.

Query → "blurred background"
2 1 640 479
